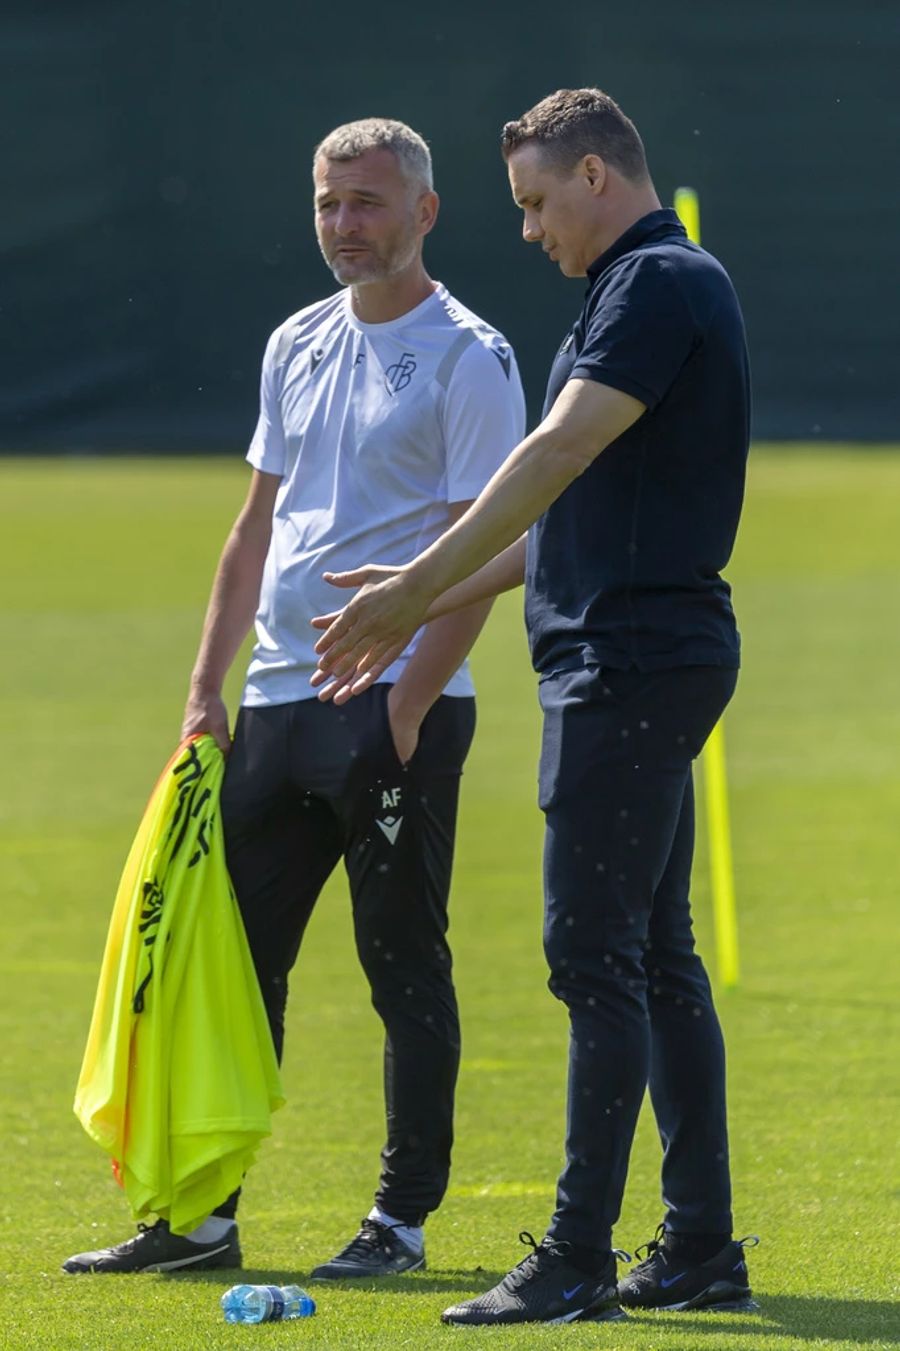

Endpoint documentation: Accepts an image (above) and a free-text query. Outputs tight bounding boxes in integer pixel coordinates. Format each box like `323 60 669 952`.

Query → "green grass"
1 447 898 1350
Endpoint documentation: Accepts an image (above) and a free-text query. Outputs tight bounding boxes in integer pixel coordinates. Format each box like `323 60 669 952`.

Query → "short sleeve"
571 256 697 412
246 327 288 476
441 340 526 502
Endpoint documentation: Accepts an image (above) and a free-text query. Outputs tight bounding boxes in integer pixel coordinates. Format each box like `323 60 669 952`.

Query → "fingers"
316 669 375 704
180 720 231 755
313 639 408 703
310 610 341 632
347 643 405 693
312 607 357 662
322 568 371 589
313 611 381 681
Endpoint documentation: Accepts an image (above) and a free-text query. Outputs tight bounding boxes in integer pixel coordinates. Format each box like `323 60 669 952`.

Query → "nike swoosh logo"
660 1273 687 1289
562 1283 584 1300
152 1241 232 1272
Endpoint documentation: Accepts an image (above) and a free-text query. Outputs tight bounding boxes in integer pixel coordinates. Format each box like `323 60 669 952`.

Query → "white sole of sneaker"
547 1307 629 1325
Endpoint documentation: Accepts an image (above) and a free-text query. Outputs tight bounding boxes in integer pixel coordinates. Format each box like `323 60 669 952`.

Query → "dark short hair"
501 88 648 182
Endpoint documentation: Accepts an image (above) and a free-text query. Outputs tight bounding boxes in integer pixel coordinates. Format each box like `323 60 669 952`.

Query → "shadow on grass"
637 1295 899 1345
166 1274 900 1341
168 1266 511 1296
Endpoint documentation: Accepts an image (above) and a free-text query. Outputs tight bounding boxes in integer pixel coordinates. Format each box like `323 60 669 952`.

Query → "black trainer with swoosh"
441 1232 629 1326
618 1227 759 1312
310 1218 425 1279
62 1219 241 1274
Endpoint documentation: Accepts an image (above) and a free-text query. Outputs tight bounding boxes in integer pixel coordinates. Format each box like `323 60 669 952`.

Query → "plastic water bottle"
221 1283 316 1323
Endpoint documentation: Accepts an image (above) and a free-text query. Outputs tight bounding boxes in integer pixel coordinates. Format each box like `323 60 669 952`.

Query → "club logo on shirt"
385 352 417 394
310 347 326 374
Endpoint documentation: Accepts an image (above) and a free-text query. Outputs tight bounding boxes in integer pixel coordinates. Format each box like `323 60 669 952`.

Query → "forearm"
404 427 575 607
390 600 494 719
312 382 644 690
424 536 526 621
400 380 644 608
189 525 269 695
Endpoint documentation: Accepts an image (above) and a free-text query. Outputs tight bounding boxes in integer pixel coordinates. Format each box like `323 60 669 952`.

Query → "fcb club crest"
385 352 416 395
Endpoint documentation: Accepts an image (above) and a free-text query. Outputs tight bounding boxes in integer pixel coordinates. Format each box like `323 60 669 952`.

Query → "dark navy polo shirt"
525 208 750 676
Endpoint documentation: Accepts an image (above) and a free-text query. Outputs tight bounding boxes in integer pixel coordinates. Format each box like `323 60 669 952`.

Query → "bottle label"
265 1285 285 1321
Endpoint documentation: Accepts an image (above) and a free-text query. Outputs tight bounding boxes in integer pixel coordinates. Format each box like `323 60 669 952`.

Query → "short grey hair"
314 118 433 192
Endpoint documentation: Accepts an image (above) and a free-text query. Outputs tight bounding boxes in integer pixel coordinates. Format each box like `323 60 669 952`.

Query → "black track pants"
539 664 738 1250
218 684 476 1225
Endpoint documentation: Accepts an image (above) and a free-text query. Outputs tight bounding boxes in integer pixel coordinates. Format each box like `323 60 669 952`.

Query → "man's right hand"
181 689 231 754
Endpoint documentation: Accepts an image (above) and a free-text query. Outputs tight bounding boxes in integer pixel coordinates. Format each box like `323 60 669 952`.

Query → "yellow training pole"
701 722 740 987
673 186 741 988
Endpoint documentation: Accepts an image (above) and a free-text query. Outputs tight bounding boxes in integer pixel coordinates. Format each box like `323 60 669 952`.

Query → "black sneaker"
618 1226 759 1312
62 1219 242 1274
309 1218 425 1280
441 1232 629 1326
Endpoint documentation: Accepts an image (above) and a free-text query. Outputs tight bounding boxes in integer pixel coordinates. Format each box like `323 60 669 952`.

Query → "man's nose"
334 205 360 236
522 212 543 243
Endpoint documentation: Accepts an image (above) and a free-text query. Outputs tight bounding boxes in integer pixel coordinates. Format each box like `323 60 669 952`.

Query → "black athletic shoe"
618 1226 759 1312
309 1218 425 1280
62 1219 242 1274
441 1232 629 1326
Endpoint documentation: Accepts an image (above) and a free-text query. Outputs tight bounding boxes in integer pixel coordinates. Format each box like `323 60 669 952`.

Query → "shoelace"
631 1222 668 1273
504 1232 566 1291
630 1228 761 1277
510 1231 631 1288
338 1218 400 1260
517 1231 571 1263
114 1220 166 1253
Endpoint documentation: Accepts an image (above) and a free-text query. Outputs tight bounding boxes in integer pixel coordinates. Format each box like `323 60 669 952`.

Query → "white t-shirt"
242 282 526 707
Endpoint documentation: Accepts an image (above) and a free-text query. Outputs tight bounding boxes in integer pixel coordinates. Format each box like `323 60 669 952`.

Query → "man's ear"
582 155 607 194
419 190 440 236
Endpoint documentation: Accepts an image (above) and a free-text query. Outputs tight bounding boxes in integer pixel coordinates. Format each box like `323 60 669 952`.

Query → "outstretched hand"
311 563 431 702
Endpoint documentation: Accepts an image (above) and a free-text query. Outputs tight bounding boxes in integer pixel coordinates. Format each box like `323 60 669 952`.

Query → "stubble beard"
321 227 420 288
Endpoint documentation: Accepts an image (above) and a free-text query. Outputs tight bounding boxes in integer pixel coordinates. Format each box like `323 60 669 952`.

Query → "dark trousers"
538 664 738 1250
218 684 476 1226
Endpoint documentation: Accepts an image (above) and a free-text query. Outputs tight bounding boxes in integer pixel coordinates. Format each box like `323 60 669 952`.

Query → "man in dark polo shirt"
311 88 756 1326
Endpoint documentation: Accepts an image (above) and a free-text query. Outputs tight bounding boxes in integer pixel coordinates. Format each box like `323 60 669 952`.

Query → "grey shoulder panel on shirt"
268 293 345 369
271 321 299 368
434 329 478 390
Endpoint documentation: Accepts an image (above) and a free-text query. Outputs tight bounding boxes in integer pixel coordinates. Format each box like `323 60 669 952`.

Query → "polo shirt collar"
586 208 685 281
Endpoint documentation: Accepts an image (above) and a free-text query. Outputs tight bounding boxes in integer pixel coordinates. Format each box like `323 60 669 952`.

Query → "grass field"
1 448 898 1350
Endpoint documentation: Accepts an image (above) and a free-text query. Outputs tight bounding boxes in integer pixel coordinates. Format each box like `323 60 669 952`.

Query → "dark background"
3 0 899 451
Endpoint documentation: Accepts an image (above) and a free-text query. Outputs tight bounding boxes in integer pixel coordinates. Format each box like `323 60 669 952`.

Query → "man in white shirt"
63 118 525 1279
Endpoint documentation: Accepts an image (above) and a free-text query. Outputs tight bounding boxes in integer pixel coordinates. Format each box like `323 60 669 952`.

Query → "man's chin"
328 255 385 286
557 257 586 279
